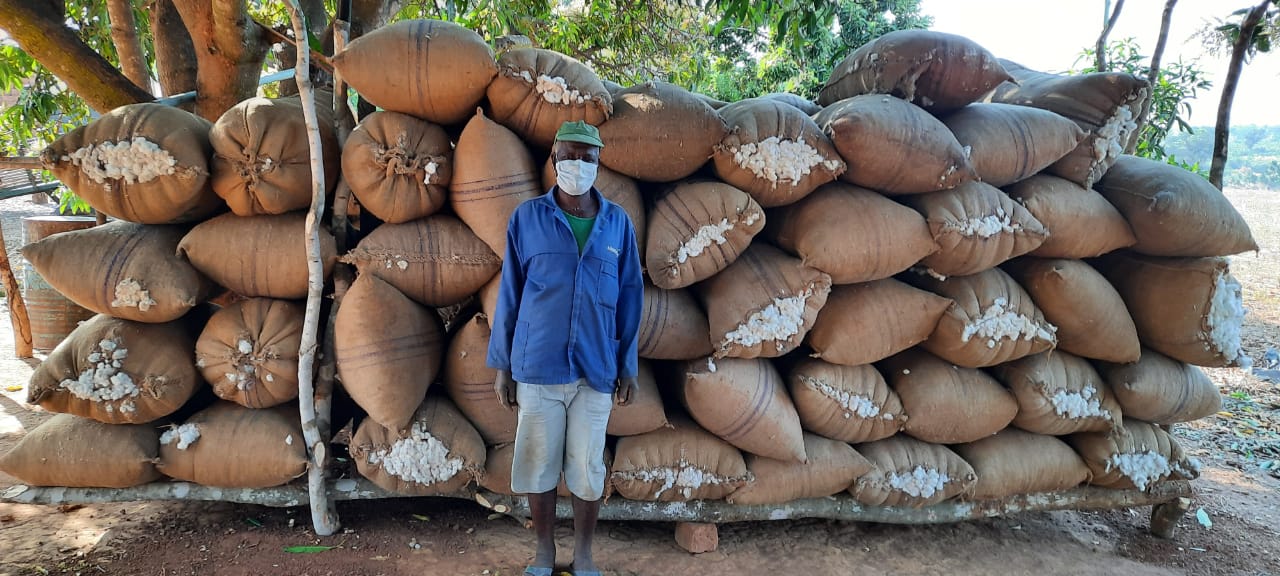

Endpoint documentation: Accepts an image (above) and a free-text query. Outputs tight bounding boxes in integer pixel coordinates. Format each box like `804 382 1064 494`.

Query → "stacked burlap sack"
3 22 1253 510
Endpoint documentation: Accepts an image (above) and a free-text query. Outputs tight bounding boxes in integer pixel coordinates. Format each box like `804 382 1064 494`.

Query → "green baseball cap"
554 120 604 148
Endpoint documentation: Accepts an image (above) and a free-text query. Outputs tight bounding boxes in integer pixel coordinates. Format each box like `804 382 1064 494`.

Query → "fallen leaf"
245 518 263 527
4 385 22 392
412 514 430 522
0 514 15 522
283 545 336 554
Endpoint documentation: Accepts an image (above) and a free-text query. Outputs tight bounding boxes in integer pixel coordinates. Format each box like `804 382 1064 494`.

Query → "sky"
920 0 1280 127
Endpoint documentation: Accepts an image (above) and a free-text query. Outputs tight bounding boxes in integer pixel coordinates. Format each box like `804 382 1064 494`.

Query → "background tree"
1201 0 1276 189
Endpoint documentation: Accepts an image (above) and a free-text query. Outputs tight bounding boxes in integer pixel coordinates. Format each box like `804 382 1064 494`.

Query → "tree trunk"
1095 0 1126 72
1211 0 1271 190
0 0 154 113
0 223 34 359
106 0 151 93
1128 0 1178 154
171 0 269 121
351 0 401 38
149 0 197 101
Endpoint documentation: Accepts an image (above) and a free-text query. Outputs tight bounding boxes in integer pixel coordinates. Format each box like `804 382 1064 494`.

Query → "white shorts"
511 379 612 501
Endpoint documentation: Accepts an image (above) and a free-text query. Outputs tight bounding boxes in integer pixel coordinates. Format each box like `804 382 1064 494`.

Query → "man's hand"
494 370 517 410
615 376 638 406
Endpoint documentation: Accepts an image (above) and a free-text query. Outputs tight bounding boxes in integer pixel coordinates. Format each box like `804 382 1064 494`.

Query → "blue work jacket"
486 187 644 393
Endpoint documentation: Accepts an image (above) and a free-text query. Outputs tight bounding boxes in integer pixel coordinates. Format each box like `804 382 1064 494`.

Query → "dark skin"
494 138 639 574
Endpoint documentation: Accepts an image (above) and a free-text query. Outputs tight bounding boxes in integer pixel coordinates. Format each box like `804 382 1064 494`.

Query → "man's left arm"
615 221 644 404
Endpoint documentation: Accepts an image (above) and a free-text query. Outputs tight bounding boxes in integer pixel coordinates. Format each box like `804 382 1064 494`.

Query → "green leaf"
307 30 324 55
412 514 430 522
283 545 336 554
245 518 263 527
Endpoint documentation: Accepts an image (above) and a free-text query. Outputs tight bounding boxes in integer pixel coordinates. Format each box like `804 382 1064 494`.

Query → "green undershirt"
562 210 596 254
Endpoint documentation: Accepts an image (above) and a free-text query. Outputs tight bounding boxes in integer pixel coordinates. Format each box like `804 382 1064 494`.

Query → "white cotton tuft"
1106 450 1172 491
730 136 840 187
1048 385 1110 420
66 137 178 184
1207 270 1244 364
160 423 201 450
1093 106 1138 164
675 219 735 264
58 338 139 403
802 375 880 419
110 278 157 311
722 288 812 351
887 466 949 499
944 206 1023 238
960 297 1057 346
367 422 464 486
533 74 588 106
614 459 736 499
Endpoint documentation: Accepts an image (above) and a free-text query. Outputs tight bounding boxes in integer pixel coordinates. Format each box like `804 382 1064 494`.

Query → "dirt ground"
2 192 1280 576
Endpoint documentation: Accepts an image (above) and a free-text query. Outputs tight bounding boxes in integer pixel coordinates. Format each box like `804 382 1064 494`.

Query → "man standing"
487 121 643 576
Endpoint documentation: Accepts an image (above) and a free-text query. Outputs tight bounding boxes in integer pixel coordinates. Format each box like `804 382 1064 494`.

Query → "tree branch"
1211 0 1271 190
1128 0 1178 154
1095 0 1126 72
0 0 154 113
148 0 196 100
107 0 152 93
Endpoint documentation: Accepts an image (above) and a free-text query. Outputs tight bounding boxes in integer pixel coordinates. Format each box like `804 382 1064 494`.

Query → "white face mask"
555 159 598 197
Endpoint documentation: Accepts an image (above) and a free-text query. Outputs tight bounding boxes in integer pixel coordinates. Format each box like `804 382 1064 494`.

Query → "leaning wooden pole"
0 223 33 358
283 0 339 536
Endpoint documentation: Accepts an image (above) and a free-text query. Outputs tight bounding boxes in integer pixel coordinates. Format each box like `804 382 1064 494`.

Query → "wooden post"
283 0 339 537
1150 496 1191 539
0 221 34 358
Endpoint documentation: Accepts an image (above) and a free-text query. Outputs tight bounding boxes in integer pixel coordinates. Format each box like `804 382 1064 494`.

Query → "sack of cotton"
342 111 453 224
848 435 976 508
711 98 845 207
350 395 486 495
646 180 765 290
487 48 613 150
157 402 308 488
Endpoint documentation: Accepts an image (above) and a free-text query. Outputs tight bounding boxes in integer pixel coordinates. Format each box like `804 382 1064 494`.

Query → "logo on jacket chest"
606 246 621 257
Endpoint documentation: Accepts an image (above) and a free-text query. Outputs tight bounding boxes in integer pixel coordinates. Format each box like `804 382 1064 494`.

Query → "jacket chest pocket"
597 259 619 309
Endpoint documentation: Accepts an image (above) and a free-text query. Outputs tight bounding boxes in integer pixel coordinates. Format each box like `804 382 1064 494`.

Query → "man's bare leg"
572 495 601 573
529 490 558 570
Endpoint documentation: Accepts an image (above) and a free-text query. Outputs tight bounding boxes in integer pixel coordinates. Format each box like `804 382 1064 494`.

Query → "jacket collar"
538 185 613 220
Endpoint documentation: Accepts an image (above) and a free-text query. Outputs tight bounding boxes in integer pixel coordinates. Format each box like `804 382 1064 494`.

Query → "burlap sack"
1004 174 1136 259
609 360 668 436
611 415 752 501
849 435 976 508
760 92 822 115
728 433 872 505
647 180 765 289
598 82 729 182
808 279 951 367
1095 154 1258 257
638 282 714 360
711 98 845 207
1069 418 1200 490
487 48 612 150
332 19 496 125
20 221 211 323
443 314 516 445
987 61 1150 188
41 103 221 224
450 109 542 255
342 111 452 224
1004 257 1139 363
907 181 1049 277
479 274 501 321
342 214 501 307
683 357 807 462
1098 347 1221 424
209 94 339 216
28 314 199 424
819 30 1012 114
696 243 832 359
195 298 303 408
942 103 1085 187
789 358 905 444
541 156 646 258
909 267 1057 368
481 442 615 498
880 348 1017 444
156 402 307 488
990 351 1122 436
1095 253 1244 367
954 429 1091 500
335 274 444 431
0 414 161 488
695 92 730 110
814 94 977 195
350 395 486 495
765 183 936 284
178 212 336 299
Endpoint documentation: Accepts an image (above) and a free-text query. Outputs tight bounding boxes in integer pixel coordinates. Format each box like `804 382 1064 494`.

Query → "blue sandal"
522 567 554 576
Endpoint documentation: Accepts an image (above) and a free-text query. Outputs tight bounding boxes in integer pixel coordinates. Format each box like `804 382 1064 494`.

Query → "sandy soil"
1 192 1279 576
